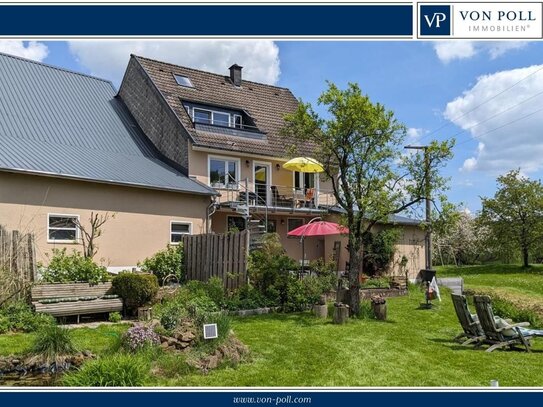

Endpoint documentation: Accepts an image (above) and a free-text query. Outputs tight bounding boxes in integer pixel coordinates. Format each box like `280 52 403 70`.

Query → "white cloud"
68 40 281 86
406 127 425 142
445 64 543 174
433 41 528 63
434 41 476 63
0 41 48 62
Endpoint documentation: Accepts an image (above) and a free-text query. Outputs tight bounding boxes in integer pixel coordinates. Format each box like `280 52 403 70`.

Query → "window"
227 216 246 232
186 104 243 129
209 157 239 188
233 114 243 129
174 74 193 87
194 109 212 125
287 218 304 232
48 214 79 242
170 221 191 243
294 172 316 191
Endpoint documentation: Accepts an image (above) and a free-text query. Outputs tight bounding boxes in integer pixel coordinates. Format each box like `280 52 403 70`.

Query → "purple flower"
122 326 160 352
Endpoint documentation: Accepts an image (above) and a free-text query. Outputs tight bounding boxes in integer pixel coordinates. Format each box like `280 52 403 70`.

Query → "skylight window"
174 74 193 88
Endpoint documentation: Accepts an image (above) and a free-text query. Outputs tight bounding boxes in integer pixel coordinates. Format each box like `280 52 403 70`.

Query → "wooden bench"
31 282 123 322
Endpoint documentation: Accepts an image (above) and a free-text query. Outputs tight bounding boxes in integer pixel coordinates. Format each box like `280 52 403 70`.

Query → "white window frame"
191 107 240 128
208 155 240 189
170 221 192 244
47 213 80 243
253 160 273 206
232 114 243 128
293 171 319 192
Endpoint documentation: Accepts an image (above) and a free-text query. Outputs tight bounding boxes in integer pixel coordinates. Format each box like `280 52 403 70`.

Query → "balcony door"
253 162 271 206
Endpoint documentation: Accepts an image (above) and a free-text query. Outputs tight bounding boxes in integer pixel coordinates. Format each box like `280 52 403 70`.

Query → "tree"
281 82 454 315
74 212 114 259
479 170 543 267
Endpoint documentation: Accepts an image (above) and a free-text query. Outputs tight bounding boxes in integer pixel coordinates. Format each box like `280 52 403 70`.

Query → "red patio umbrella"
287 219 349 273
287 221 349 237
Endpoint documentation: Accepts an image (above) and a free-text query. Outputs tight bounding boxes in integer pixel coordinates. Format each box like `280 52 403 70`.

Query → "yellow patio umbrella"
282 157 324 173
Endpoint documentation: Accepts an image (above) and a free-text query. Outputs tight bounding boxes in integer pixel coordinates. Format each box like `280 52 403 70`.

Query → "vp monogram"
424 12 448 28
419 5 451 36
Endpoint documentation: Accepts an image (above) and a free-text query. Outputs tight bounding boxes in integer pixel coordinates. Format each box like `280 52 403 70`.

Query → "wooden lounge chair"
451 293 485 346
473 295 533 353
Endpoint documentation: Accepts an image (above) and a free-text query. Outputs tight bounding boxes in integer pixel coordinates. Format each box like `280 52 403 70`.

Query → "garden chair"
473 295 533 353
451 293 485 346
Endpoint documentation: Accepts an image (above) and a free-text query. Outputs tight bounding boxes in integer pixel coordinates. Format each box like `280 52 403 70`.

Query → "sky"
1 39 542 213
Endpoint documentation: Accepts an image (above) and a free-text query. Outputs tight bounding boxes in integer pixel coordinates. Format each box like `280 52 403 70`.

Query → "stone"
207 355 219 369
160 341 169 349
181 332 196 342
11 359 20 365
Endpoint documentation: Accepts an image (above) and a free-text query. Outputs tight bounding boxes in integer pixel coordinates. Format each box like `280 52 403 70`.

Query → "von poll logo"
420 5 451 36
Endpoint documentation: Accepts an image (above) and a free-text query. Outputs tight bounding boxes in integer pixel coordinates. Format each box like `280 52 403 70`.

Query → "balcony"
215 182 338 214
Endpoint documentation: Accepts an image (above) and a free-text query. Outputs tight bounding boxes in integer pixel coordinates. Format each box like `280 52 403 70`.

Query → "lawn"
2 276 543 387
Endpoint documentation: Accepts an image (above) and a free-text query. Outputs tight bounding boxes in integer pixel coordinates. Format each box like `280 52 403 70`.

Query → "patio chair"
451 293 485 346
473 295 533 353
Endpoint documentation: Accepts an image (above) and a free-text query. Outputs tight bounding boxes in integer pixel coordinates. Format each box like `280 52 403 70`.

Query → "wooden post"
333 304 349 324
313 304 328 318
137 306 152 321
371 296 387 320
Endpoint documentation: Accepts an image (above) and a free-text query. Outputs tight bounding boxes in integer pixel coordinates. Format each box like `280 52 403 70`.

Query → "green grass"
150 291 543 387
3 278 543 386
437 264 543 296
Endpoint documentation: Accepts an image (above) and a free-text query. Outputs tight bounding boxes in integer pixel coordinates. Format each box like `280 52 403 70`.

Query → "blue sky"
3 39 542 213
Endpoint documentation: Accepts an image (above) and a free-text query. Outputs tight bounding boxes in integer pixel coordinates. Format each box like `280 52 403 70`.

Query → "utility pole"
404 145 432 270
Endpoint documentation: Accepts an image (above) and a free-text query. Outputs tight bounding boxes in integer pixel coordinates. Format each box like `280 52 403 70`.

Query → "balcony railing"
214 181 338 212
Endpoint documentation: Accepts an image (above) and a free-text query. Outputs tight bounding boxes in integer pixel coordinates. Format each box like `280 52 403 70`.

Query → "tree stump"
371 296 387 320
333 304 349 324
313 304 328 318
137 306 152 321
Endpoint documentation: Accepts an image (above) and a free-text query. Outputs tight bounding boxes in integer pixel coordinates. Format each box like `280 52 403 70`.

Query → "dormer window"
174 74 193 88
186 105 244 129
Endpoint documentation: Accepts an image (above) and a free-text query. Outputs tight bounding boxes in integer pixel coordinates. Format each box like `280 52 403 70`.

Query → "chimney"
229 64 243 87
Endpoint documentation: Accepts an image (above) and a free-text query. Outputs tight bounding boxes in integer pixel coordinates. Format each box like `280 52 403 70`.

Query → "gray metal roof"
0 52 215 196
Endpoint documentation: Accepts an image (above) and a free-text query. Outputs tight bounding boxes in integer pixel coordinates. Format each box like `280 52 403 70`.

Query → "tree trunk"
348 243 362 316
523 246 529 267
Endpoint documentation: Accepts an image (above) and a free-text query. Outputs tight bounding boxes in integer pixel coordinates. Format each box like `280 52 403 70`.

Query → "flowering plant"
121 326 160 352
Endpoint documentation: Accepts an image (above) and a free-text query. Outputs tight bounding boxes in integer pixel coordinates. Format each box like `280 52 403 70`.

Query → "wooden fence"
181 230 249 289
0 225 36 304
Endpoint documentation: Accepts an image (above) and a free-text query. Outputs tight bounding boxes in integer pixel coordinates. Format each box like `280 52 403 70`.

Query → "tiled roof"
133 55 315 158
0 52 216 196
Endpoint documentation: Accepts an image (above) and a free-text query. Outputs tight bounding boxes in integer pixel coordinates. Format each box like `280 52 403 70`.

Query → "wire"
418 64 543 143
454 105 543 149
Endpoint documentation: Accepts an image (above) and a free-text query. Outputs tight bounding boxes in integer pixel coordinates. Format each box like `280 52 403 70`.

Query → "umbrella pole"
301 237 305 277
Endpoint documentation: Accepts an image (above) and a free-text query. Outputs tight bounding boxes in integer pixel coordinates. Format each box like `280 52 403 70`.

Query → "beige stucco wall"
322 220 425 279
0 172 211 269
188 147 335 206
210 211 325 263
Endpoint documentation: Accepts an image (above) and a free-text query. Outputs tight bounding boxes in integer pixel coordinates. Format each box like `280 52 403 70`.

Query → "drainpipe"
206 197 218 234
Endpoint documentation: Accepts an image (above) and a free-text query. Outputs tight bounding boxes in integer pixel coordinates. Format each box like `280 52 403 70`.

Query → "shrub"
0 302 55 333
40 248 109 284
139 244 184 285
63 353 148 386
283 275 323 312
225 284 273 311
112 273 158 312
205 277 226 308
121 326 160 352
248 233 298 296
108 312 122 323
363 228 401 277
159 301 187 331
310 258 338 292
31 325 77 363
361 278 391 289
